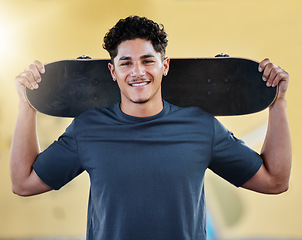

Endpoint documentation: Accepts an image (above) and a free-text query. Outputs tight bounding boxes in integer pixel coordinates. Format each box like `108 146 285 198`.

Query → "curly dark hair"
103 16 168 61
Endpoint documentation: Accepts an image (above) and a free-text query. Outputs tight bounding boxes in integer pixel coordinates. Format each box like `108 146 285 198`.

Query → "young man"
10 16 291 239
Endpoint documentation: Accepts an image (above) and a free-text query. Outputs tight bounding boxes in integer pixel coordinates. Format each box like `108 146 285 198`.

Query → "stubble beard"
129 85 162 105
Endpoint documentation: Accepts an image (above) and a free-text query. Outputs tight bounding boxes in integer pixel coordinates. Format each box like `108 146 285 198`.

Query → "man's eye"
120 62 131 66
143 60 154 64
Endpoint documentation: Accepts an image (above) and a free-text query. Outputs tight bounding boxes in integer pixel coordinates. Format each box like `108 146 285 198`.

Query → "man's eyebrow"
118 54 155 61
140 54 155 59
118 56 131 61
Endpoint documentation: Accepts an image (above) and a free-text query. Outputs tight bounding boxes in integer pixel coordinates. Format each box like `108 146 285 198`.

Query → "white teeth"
130 82 149 87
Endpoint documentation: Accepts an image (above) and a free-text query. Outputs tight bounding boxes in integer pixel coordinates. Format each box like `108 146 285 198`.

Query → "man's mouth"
129 80 151 87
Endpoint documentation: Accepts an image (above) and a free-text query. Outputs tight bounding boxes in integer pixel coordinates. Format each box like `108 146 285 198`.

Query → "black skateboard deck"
26 57 277 117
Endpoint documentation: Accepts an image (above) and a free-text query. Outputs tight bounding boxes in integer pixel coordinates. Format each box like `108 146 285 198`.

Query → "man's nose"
131 62 145 77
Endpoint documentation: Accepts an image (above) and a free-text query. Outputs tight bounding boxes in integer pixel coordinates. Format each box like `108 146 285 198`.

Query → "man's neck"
120 98 164 118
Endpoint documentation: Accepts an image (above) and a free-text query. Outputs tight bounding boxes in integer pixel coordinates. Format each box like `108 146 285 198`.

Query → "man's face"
108 38 169 106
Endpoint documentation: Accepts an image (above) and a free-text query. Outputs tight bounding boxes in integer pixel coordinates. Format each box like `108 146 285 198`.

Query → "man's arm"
10 61 52 196
242 58 292 194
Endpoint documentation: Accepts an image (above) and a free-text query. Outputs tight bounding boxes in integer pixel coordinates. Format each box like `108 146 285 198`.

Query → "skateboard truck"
77 55 92 59
215 53 230 57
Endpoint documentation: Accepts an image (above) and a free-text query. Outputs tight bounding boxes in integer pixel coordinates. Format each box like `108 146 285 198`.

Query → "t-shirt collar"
113 100 170 123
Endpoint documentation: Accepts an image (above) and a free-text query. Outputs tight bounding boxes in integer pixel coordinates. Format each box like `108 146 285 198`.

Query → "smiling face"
108 38 170 116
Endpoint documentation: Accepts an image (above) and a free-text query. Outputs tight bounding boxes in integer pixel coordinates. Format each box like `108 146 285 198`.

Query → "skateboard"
26 56 277 117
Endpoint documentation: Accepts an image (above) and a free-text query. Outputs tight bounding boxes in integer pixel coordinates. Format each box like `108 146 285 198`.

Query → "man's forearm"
260 97 292 191
10 101 40 194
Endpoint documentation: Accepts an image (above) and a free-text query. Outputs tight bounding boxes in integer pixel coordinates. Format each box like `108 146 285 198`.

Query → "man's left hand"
258 58 289 100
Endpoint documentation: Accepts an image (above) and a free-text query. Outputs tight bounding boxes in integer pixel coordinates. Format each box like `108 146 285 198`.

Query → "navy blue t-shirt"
33 101 262 240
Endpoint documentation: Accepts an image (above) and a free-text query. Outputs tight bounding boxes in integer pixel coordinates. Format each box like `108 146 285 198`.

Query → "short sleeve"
208 118 263 187
33 120 84 190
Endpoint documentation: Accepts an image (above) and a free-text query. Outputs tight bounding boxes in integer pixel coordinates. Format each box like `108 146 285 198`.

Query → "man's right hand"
15 60 45 103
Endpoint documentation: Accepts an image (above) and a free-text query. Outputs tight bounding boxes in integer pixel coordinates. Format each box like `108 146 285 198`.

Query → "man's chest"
77 122 212 190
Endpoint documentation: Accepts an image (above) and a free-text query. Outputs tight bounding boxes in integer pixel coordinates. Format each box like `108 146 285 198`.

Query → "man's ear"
108 62 116 81
163 57 170 76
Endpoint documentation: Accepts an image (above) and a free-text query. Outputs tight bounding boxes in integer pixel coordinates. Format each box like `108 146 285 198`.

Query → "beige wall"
0 0 301 238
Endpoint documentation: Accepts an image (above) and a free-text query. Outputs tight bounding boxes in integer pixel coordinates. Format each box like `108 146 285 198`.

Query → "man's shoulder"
74 107 101 121
166 101 214 120
72 105 117 126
